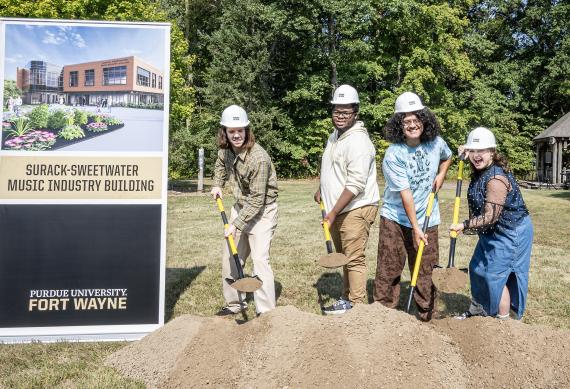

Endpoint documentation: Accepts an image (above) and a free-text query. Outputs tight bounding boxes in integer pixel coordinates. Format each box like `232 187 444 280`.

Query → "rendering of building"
16 56 163 107
63 56 164 106
16 61 64 105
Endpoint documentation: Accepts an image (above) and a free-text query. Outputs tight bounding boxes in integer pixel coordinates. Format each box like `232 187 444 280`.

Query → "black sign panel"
0 204 161 327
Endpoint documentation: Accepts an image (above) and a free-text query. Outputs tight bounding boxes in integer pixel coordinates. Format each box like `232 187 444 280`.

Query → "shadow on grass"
165 266 206 322
314 272 344 309
547 191 570 200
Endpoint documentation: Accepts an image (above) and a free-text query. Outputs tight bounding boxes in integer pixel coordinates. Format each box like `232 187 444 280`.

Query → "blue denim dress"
467 165 533 319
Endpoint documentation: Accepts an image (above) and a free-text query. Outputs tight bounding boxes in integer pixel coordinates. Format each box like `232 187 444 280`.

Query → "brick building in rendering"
16 56 164 106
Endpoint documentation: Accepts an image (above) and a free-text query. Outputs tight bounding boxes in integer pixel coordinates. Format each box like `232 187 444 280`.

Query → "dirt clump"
432 267 468 293
106 304 570 388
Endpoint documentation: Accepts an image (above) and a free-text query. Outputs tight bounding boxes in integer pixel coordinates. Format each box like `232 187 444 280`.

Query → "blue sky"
3 23 167 80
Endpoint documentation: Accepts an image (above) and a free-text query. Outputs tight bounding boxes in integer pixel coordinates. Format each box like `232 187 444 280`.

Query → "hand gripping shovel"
406 191 436 313
432 155 468 293
317 200 349 268
215 196 262 293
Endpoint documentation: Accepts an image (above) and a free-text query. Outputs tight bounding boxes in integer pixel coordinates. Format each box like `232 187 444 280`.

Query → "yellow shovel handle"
450 159 464 238
319 200 332 241
216 196 238 255
410 192 435 287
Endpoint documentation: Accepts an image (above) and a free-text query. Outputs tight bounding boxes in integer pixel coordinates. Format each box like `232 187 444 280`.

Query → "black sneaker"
454 311 474 320
216 307 244 316
322 299 353 315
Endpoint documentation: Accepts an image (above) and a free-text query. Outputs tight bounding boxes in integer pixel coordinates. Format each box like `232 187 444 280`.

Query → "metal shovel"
317 200 349 268
432 155 468 293
215 196 262 293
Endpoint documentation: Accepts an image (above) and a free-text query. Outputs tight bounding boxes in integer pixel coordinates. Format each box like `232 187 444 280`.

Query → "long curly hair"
383 108 441 144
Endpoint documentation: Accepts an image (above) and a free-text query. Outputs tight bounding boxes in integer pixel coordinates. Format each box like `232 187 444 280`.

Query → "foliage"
86 122 109 132
73 109 88 126
102 116 123 126
1 0 567 178
47 110 68 130
58 124 85 140
3 80 22 107
28 104 50 129
6 117 32 138
4 130 56 150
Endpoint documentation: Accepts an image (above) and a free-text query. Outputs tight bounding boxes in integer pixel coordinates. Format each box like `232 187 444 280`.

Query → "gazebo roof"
534 111 570 140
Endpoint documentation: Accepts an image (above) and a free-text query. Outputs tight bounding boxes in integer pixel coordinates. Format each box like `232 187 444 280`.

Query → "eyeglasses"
332 110 356 118
402 119 421 128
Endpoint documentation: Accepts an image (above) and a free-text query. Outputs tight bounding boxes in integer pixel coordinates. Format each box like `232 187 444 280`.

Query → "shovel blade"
318 253 350 268
229 276 263 293
432 267 468 293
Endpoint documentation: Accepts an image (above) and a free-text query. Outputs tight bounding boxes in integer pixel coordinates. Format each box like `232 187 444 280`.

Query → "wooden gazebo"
533 112 570 185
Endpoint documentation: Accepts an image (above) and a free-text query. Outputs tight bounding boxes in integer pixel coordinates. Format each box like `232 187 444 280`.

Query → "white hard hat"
465 127 497 150
330 84 360 105
220 105 250 127
394 92 425 113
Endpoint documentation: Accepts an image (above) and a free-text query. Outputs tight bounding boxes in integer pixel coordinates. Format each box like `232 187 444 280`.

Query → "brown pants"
373 216 439 320
330 205 378 304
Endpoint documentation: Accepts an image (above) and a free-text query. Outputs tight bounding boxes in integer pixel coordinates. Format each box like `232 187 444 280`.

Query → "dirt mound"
432 267 468 293
106 304 570 388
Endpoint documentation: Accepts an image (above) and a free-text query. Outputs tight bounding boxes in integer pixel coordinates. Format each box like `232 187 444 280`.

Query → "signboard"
0 18 170 342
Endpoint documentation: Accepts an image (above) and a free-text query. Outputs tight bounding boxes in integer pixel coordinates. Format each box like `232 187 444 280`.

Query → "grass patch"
1 179 568 386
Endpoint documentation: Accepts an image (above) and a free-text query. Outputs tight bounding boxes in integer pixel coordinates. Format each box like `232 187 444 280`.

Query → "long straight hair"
217 126 256 150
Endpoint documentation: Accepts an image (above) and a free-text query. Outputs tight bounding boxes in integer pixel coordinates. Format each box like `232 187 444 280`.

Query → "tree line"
2 0 568 178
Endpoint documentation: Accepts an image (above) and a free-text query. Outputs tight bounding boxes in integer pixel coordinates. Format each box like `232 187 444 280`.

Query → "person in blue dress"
450 127 533 320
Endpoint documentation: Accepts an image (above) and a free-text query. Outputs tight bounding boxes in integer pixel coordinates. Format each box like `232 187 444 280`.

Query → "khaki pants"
222 202 278 314
330 205 378 304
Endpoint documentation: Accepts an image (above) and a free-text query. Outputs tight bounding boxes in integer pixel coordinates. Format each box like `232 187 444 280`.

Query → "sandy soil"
432 267 469 293
106 304 570 388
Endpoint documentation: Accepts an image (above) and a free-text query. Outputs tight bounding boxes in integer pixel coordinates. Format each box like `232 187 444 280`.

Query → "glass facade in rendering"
103 65 127 85
19 61 64 104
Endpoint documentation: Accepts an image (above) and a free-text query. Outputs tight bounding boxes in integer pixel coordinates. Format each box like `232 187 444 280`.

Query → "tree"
3 80 22 107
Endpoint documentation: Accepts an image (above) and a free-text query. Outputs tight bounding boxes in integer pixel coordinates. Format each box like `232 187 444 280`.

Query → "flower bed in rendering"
2 105 125 151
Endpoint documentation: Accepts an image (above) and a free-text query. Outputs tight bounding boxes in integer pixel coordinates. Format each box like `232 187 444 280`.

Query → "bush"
58 124 85 140
28 104 49 129
47 110 68 130
102 116 123 125
74 109 88 125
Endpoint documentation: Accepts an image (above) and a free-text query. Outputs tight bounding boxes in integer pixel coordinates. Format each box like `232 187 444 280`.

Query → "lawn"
0 179 568 387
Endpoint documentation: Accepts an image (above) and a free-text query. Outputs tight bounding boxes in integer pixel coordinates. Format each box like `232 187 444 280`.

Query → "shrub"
58 125 85 140
6 117 32 138
47 110 68 130
74 109 88 125
28 104 49 129
102 116 123 125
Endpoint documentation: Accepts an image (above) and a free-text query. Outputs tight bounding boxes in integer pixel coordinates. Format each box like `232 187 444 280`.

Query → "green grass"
1 179 569 387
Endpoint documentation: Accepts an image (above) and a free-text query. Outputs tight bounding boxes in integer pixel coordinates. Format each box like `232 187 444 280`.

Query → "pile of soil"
106 304 570 388
432 267 469 293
